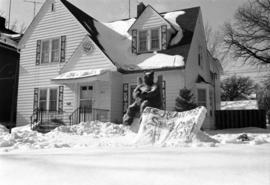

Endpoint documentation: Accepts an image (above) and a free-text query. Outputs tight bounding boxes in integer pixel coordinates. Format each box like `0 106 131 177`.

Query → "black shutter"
60 36 66 63
123 83 129 114
161 25 167 50
131 30 137 54
33 88 39 111
162 80 166 109
36 40 41 65
58 86 64 112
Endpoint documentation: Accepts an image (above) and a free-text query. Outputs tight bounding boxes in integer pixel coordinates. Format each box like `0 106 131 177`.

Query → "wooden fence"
215 110 266 129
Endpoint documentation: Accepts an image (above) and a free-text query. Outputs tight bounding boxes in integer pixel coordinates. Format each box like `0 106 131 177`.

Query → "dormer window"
137 28 161 53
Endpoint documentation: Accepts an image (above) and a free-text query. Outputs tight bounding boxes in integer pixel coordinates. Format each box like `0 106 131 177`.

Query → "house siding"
185 10 215 129
16 0 111 126
110 72 123 123
131 7 168 30
123 70 185 112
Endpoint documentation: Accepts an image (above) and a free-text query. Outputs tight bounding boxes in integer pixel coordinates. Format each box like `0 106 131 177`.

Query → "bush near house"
175 88 197 112
221 75 256 101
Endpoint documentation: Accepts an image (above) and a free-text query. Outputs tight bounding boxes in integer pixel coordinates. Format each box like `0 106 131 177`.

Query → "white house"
17 0 222 129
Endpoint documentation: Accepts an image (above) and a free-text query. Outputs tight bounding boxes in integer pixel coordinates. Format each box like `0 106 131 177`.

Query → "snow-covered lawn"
0 122 270 185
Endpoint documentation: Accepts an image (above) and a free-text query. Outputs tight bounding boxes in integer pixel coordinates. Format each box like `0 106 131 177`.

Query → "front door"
79 85 93 122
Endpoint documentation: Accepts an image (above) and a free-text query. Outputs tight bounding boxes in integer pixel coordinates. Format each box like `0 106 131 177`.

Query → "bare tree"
224 0 270 65
204 22 228 66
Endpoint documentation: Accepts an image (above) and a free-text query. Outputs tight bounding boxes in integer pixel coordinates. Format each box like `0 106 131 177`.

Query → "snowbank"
1 119 270 153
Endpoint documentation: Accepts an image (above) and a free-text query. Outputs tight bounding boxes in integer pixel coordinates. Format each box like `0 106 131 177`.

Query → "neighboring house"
0 16 20 128
17 0 222 129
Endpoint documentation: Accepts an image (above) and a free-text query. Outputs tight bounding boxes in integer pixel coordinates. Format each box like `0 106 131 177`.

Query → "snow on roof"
52 68 108 80
104 18 136 38
221 100 258 110
164 11 185 31
61 0 199 73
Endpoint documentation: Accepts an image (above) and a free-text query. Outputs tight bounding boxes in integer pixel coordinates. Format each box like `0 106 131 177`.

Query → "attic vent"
51 3 55 12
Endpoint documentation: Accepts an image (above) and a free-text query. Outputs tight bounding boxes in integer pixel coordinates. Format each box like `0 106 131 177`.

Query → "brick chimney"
0 16 6 30
137 2 146 18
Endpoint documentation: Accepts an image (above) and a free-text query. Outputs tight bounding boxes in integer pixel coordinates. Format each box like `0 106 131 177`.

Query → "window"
51 3 55 12
151 29 160 50
39 88 58 111
198 45 203 68
197 88 207 107
138 30 148 52
41 38 60 64
138 28 161 53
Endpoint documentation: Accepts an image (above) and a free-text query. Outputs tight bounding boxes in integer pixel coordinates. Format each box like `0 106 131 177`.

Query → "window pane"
138 31 147 52
49 89 57 111
197 89 207 107
50 89 57 101
40 89 47 101
151 29 160 50
51 39 60 63
80 86 92 99
41 40 50 63
40 102 47 111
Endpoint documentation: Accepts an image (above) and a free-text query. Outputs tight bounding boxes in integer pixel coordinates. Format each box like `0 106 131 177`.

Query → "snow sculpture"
123 71 162 125
134 106 207 145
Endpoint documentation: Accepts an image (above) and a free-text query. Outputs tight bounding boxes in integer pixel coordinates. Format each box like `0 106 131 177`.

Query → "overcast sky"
0 0 246 31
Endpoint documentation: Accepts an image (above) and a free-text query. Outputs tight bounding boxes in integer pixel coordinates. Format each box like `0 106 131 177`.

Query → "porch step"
35 121 65 133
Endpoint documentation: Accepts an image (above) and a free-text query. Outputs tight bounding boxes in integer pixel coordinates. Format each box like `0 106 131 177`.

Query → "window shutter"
162 80 166 109
33 88 39 111
131 30 137 54
158 75 166 109
58 86 64 112
60 36 66 63
123 83 129 114
36 40 41 65
161 25 167 50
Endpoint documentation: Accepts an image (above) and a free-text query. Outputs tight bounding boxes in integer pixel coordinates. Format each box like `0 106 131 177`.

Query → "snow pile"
104 18 135 39
208 127 270 145
137 54 184 69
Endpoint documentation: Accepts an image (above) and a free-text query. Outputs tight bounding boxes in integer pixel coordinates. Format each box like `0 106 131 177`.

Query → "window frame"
40 37 61 64
137 27 161 53
39 88 58 112
197 88 207 107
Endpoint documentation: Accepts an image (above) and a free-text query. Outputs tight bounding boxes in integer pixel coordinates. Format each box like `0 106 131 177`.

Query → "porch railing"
30 109 66 131
69 107 109 125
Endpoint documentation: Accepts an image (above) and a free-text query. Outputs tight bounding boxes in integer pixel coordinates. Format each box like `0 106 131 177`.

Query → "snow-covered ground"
0 122 270 185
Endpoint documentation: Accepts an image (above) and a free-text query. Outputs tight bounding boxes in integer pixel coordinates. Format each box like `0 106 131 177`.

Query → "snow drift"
1 106 270 152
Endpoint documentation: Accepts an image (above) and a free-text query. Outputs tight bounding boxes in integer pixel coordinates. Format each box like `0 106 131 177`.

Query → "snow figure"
123 71 162 125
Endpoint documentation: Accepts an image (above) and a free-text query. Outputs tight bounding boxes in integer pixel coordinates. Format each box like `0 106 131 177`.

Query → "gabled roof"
20 0 201 73
127 5 175 33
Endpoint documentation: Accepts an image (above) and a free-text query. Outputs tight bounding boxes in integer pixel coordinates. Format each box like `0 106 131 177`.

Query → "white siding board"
130 6 169 31
110 72 123 123
17 0 90 126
